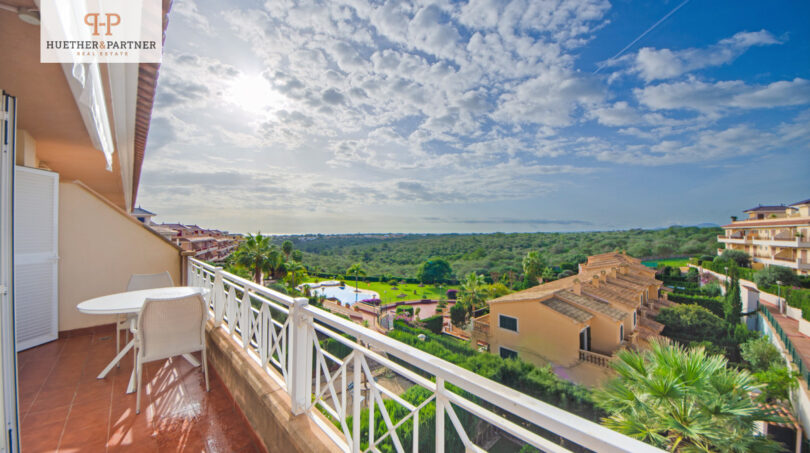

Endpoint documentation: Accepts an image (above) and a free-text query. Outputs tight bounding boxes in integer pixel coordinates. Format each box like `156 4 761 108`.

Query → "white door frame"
1 90 21 452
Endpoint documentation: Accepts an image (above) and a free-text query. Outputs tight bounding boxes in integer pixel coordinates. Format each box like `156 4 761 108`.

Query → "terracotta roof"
759 402 799 430
608 276 647 292
554 290 626 322
489 275 580 303
582 284 638 308
541 297 592 323
131 0 173 209
723 218 810 228
742 285 760 293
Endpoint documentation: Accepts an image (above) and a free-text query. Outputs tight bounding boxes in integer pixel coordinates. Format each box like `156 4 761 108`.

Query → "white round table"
77 286 209 392
77 286 208 315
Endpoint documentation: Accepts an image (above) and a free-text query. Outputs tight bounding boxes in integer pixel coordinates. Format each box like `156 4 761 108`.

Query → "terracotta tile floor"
17 324 265 452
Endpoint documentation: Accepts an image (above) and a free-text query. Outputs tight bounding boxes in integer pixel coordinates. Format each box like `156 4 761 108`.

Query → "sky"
137 0 810 234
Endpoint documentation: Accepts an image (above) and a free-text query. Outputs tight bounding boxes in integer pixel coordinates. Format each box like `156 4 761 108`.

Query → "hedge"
667 293 725 318
421 315 443 334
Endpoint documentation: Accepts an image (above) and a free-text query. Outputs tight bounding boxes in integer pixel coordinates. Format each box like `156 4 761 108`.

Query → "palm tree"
281 240 294 260
266 248 284 280
596 339 781 452
234 233 275 284
522 251 544 285
459 272 488 321
346 263 366 291
283 261 308 293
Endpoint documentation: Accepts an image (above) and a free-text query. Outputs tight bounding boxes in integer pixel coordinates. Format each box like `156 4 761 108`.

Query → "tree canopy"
416 258 453 284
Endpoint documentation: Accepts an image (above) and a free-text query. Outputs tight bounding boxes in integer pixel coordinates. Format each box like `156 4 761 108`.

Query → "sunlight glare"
228 73 287 115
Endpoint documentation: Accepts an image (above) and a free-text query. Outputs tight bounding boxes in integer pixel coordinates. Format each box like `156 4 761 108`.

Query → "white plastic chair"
118 272 174 357
132 293 209 414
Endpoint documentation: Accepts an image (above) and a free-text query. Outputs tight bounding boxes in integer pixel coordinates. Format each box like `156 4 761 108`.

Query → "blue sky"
138 0 810 234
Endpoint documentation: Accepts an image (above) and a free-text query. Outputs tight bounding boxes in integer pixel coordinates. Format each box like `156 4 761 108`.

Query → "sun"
228 73 289 115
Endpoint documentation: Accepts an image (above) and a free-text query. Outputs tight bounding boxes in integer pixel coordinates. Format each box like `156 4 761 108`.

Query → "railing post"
435 377 445 453
213 267 225 327
289 297 313 415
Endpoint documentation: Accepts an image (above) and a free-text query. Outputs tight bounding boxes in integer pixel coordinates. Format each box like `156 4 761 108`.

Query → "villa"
472 252 670 369
719 199 810 275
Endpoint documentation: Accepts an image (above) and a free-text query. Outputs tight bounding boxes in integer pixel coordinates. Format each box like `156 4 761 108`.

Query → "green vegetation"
416 258 453 284
283 227 720 281
640 257 689 268
596 340 781 452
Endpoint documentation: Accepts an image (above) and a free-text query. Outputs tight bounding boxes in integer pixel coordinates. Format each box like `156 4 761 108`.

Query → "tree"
596 340 780 452
281 240 294 260
283 261 308 292
541 266 556 282
724 273 742 325
346 263 366 291
459 272 488 320
720 249 750 268
656 304 726 344
755 365 800 403
234 233 276 284
416 259 453 284
449 302 467 328
522 251 544 286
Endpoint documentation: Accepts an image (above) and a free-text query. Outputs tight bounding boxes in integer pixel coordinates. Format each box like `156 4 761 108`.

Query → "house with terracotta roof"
471 252 669 369
719 199 810 275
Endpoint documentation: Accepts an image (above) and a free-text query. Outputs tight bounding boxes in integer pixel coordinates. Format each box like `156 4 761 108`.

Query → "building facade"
472 252 669 368
718 199 810 275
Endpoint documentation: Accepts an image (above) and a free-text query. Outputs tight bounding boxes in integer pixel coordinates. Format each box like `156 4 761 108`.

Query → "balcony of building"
15 258 662 453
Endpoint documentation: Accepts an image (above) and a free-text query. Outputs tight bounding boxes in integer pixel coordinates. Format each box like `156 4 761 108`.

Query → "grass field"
641 258 690 269
303 276 459 304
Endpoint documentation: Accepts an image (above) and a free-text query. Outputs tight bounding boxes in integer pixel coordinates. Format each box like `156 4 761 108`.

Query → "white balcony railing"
188 258 661 453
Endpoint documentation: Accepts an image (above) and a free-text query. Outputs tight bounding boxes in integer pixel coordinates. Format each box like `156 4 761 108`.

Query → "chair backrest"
127 271 174 292
137 293 206 362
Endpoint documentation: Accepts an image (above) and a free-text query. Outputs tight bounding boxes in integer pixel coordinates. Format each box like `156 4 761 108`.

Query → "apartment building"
153 222 242 262
472 252 668 367
719 199 810 275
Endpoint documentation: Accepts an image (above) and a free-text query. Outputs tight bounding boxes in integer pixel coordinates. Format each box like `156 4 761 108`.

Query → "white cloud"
636 77 810 114
629 30 780 82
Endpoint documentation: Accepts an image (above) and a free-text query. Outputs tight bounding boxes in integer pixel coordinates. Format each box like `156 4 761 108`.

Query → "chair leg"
135 353 143 415
202 349 210 392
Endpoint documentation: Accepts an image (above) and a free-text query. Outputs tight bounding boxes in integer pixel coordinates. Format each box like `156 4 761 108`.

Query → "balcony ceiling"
0 9 127 208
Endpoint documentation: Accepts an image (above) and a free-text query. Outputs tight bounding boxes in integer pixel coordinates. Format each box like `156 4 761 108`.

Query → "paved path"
763 301 810 366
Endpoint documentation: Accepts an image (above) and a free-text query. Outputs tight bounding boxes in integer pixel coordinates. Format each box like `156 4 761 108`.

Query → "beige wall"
586 312 622 355
58 181 182 331
489 301 585 367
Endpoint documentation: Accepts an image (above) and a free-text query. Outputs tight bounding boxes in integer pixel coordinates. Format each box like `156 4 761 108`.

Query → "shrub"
396 305 414 315
666 293 725 318
755 265 800 288
741 336 782 372
701 282 722 297
446 289 458 300
657 304 727 344
421 315 443 334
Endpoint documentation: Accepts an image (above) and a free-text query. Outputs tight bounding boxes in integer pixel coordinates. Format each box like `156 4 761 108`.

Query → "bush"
741 336 782 372
755 266 800 288
664 294 725 319
701 282 722 297
396 305 414 315
421 315 443 334
446 289 458 300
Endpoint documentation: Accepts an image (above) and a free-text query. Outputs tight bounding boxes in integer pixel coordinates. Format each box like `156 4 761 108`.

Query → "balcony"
717 234 749 244
18 258 661 452
578 349 614 368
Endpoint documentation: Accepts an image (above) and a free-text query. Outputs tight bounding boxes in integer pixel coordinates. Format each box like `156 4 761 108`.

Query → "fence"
188 258 660 452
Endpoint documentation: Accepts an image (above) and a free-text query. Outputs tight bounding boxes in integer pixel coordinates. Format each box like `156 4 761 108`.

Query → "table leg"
98 339 135 379
182 353 200 367
127 369 136 394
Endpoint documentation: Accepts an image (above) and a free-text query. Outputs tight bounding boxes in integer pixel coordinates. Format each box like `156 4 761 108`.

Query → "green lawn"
304 276 459 304
641 258 690 269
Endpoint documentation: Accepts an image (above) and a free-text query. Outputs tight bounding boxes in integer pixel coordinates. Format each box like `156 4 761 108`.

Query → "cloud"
636 77 810 114
616 30 781 82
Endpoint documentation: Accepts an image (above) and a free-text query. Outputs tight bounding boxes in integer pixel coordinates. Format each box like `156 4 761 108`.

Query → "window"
499 347 518 360
620 325 624 342
498 314 518 332
633 311 637 326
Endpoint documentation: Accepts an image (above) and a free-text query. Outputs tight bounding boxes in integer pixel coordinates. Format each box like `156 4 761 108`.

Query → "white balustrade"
188 258 661 453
